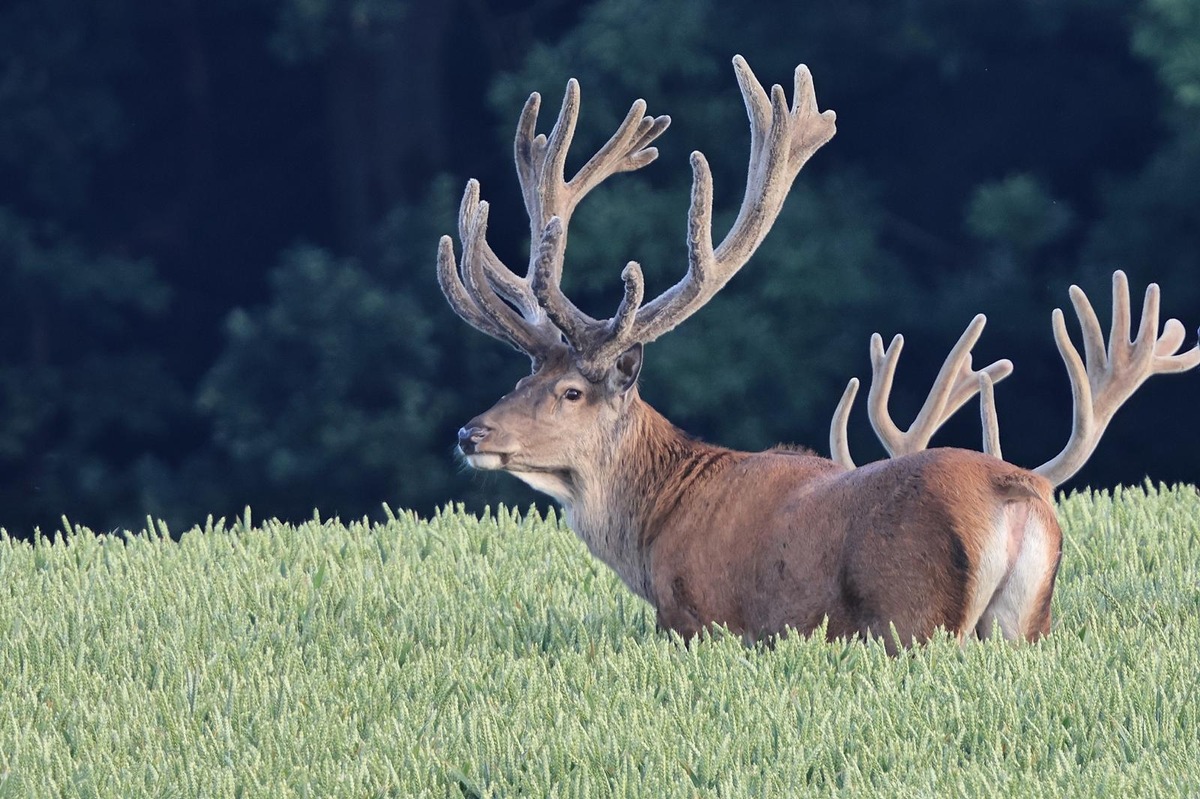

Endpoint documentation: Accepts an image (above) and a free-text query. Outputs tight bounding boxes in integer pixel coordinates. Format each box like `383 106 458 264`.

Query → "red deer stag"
438 56 1200 648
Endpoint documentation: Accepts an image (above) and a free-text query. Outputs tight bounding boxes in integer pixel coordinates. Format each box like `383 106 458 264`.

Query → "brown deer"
438 56 1200 649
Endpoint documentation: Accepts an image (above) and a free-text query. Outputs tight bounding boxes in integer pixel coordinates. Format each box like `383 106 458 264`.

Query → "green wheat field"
1 483 1198 797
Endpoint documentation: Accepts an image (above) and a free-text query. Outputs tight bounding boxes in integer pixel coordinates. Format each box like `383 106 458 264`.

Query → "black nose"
457 425 490 454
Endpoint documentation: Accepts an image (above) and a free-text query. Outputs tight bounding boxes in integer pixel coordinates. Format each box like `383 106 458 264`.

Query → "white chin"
511 471 574 506
465 453 505 470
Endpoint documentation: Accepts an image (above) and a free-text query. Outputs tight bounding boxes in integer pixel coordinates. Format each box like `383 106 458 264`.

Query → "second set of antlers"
831 270 1200 486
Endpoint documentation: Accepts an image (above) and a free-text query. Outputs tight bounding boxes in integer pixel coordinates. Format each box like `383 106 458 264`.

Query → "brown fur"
459 351 1064 647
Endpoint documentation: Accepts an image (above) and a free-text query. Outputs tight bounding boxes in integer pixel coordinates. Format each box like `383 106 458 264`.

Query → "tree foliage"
0 0 1197 536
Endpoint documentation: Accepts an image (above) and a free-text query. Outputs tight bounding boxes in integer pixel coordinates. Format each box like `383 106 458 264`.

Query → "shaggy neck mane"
566 392 738 600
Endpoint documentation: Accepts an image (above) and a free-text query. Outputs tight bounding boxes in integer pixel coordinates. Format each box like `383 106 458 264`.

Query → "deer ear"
608 343 643 395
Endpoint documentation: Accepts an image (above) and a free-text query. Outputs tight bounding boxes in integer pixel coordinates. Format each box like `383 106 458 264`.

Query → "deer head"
441 56 837 503
455 345 644 505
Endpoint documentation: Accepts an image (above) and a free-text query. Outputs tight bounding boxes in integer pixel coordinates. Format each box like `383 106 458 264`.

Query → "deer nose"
457 424 491 455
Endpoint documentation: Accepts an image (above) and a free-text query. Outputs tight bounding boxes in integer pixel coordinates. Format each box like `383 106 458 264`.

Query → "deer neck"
564 394 734 602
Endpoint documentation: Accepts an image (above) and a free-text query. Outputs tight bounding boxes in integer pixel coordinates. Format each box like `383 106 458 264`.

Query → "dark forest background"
2 0 1199 538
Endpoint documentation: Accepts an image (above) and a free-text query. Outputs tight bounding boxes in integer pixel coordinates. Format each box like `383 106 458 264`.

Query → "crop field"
0 484 1198 797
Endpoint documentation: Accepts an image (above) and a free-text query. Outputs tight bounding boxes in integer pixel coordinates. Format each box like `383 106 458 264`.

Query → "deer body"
442 56 1197 648
461 350 1062 647
643 444 1060 646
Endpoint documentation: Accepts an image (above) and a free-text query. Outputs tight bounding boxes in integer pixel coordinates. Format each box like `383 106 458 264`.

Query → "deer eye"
562 388 583 402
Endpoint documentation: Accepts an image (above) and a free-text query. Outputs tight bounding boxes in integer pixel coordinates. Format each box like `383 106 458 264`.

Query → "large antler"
1025 271 1200 486
830 315 1013 469
439 56 836 380
533 56 838 379
437 75 671 365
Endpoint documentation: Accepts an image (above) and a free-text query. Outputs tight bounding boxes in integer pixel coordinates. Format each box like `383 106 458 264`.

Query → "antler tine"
438 226 552 356
512 80 579 236
979 371 1002 459
1035 270 1200 486
609 262 646 340
531 216 599 346
437 235 507 343
866 332 904 454
455 180 534 316
1155 317 1189 359
569 101 671 203
435 177 565 360
830 377 860 469
866 315 1014 459
830 316 1012 467
514 90 548 227
457 200 560 357
622 56 837 349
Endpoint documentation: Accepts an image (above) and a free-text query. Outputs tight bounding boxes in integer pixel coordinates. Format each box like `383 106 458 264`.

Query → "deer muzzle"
456 421 511 470
457 424 491 456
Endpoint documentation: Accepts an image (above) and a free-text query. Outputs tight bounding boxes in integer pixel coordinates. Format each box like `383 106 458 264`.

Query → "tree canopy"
1 0 1197 536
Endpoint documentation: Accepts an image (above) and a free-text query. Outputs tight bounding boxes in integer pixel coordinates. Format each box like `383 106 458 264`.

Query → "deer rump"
647 447 1060 649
